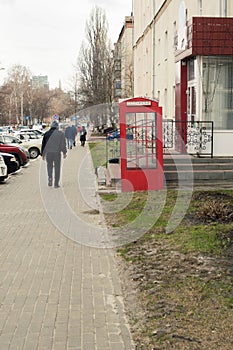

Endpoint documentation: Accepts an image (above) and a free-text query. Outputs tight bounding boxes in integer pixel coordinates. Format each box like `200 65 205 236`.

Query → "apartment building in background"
113 16 133 101
117 0 232 157
31 75 49 89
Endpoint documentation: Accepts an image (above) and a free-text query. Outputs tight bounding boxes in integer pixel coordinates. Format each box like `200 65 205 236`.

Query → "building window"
115 81 121 89
114 59 121 71
202 56 233 129
188 58 195 81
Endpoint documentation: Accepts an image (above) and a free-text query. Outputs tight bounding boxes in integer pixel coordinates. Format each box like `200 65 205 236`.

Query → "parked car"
17 126 29 131
0 134 41 159
0 127 7 134
32 123 46 131
0 152 20 174
15 129 44 138
0 126 14 134
0 142 30 166
0 153 8 182
107 129 134 140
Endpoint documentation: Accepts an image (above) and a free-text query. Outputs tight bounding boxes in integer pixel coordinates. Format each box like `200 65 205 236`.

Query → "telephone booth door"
119 97 164 192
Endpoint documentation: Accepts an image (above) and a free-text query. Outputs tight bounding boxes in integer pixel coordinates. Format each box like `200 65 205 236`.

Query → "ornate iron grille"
163 120 213 157
106 120 214 163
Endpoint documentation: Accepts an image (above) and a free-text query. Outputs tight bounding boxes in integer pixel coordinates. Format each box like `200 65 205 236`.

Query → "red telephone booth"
119 97 164 192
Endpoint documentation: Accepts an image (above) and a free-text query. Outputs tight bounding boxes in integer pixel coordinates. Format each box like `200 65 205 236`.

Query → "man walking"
71 125 77 147
65 125 74 149
41 120 67 188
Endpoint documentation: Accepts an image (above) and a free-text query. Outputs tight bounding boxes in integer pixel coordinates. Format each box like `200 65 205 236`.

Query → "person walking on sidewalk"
80 126 87 147
71 125 77 147
41 120 67 188
65 125 74 149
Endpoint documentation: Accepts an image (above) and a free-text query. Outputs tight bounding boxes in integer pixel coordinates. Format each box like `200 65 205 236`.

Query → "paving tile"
0 146 134 350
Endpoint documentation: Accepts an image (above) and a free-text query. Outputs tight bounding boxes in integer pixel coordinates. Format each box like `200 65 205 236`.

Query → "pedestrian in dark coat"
64 126 74 149
80 126 87 147
41 120 67 188
71 125 77 146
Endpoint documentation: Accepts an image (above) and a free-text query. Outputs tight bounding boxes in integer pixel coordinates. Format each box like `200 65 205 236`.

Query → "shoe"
54 184 60 188
48 178 52 186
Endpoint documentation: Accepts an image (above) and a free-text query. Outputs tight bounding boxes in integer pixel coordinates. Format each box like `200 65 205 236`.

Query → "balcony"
174 17 233 62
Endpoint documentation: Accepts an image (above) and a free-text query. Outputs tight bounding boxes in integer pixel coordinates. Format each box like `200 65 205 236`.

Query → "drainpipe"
198 0 202 15
219 0 227 16
223 0 227 16
152 0 156 98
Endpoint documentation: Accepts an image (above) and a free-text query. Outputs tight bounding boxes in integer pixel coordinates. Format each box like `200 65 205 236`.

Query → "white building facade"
132 0 233 156
113 16 133 101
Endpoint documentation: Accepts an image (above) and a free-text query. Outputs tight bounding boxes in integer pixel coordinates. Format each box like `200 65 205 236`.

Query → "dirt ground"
112 191 233 349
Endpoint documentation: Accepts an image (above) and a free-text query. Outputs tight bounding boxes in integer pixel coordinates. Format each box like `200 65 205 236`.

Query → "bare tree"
77 6 113 109
30 87 58 124
66 71 80 117
0 84 14 125
4 65 31 125
0 63 84 126
49 88 75 120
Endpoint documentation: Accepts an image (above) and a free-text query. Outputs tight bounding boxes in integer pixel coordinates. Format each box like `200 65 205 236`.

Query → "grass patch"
168 224 228 254
111 189 233 349
105 189 233 255
100 193 118 201
88 141 106 169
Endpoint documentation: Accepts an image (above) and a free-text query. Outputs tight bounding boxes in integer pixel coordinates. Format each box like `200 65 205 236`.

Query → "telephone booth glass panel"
126 112 157 169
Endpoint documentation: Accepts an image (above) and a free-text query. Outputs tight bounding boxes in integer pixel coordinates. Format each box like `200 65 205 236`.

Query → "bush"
196 199 233 223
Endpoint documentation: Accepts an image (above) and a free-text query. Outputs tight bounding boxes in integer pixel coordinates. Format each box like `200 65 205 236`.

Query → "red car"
0 142 30 166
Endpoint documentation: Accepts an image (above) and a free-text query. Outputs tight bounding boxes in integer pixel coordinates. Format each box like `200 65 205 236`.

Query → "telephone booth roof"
119 97 160 106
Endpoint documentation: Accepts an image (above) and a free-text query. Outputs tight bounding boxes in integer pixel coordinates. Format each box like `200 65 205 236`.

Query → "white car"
0 154 8 182
32 123 46 131
0 133 41 159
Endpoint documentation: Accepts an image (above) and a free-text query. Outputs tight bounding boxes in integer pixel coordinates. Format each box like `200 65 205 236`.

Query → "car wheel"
29 147 40 159
12 153 22 167
8 161 20 174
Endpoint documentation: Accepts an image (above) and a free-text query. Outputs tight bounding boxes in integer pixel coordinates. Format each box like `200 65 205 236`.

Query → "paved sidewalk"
0 143 134 350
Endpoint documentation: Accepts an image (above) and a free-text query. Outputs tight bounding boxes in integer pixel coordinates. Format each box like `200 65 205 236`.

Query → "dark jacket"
41 127 67 156
80 127 87 141
71 125 77 139
64 126 73 139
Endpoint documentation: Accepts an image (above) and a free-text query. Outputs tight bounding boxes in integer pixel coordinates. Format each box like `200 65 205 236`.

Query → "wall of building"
121 17 133 98
113 16 133 100
133 0 233 114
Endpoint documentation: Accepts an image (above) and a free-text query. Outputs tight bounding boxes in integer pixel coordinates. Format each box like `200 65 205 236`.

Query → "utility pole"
20 92 24 125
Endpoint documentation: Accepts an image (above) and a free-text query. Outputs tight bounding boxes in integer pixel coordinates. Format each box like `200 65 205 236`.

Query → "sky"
0 0 132 90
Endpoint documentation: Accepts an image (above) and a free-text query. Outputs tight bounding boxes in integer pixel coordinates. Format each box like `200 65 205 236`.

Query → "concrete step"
164 163 233 171
96 157 233 189
164 155 233 164
164 156 233 184
165 169 233 181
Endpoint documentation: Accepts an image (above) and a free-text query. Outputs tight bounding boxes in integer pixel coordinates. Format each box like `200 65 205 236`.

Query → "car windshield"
19 134 30 141
33 130 43 135
4 136 21 144
20 132 38 139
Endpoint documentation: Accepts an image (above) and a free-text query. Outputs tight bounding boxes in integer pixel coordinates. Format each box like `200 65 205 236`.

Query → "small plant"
196 199 233 223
